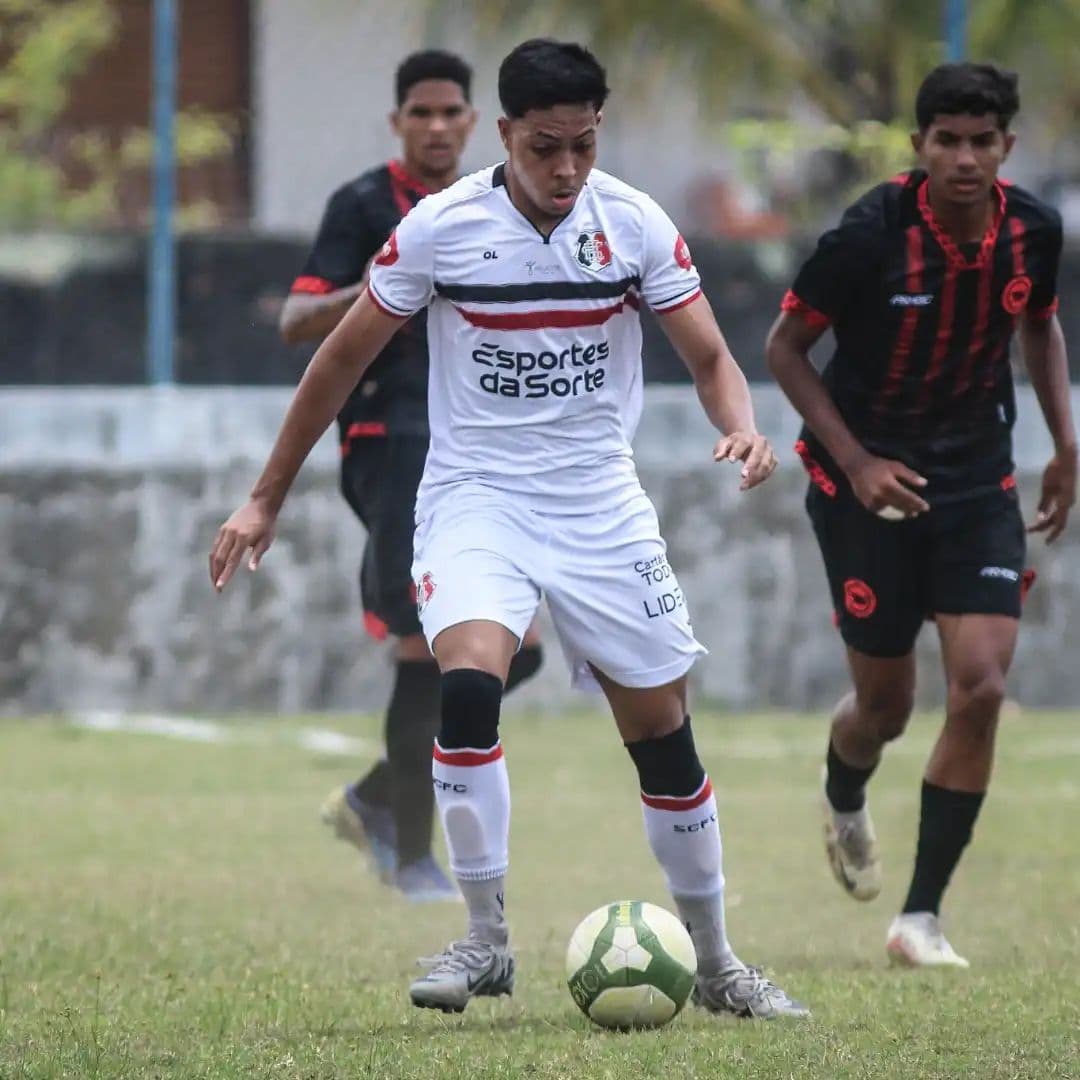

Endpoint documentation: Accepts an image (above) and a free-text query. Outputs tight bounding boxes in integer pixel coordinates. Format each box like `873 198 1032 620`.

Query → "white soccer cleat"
409 936 515 1012
886 912 970 969
821 774 882 902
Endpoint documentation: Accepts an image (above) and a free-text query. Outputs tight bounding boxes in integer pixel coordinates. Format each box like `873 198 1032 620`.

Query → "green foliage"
449 0 1080 223
0 0 236 229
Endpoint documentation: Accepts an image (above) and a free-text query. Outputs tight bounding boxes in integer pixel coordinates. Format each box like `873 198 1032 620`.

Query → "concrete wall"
2 386 1078 716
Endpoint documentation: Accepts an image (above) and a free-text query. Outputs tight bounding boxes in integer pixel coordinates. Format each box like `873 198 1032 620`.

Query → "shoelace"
417 939 492 977
707 965 787 1010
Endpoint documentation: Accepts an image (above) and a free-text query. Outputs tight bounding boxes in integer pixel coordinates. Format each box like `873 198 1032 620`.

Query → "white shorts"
411 484 707 691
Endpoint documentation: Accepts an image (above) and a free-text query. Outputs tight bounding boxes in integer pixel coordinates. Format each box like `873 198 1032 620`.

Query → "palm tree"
445 0 1080 132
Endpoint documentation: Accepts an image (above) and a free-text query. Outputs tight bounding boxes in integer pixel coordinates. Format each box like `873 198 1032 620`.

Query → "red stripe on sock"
432 742 503 767
640 776 713 812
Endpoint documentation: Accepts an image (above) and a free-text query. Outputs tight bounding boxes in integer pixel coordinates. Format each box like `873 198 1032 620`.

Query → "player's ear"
1002 130 1017 159
390 109 402 137
910 130 923 157
497 115 511 152
595 109 603 128
465 107 479 138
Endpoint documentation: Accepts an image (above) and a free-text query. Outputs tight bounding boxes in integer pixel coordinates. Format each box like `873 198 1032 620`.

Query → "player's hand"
1028 448 1077 544
209 499 277 592
713 431 777 491
847 454 930 518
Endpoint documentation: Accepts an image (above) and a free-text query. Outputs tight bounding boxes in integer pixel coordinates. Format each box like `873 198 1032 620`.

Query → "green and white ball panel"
565 900 697 1029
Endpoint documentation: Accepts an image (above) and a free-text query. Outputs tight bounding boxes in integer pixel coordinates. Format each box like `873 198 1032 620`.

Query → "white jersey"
367 164 702 512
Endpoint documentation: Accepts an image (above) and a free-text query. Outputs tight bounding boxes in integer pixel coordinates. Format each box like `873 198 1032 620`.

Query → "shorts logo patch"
1002 274 1031 315
674 234 693 270
375 229 400 267
980 566 1020 582
415 571 437 614
575 230 612 273
843 578 877 619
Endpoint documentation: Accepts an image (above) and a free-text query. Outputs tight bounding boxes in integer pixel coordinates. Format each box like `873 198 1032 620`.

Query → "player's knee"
947 666 1007 729
438 667 503 750
624 717 706 797
855 685 914 743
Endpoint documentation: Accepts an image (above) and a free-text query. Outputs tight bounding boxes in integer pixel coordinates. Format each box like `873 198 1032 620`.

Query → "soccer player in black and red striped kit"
279 51 543 903
768 63 1076 966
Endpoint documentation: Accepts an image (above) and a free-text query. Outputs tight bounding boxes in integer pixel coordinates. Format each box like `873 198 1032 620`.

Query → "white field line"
70 711 372 757
66 713 1080 763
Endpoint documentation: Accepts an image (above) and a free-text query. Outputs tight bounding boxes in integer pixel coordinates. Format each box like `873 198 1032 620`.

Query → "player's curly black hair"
498 38 609 119
915 62 1020 131
395 50 472 107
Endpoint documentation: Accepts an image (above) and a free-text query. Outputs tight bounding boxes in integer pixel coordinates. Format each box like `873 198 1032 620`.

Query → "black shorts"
806 481 1028 658
339 432 428 639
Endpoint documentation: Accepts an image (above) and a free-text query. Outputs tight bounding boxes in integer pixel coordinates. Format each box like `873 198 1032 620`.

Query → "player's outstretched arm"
210 290 403 591
766 311 929 518
279 284 366 344
657 292 775 490
1018 313 1078 542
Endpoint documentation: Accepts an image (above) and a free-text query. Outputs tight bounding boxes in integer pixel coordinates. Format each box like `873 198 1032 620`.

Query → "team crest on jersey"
575 230 612 273
674 234 693 270
375 229 400 267
415 571 436 614
1002 274 1031 315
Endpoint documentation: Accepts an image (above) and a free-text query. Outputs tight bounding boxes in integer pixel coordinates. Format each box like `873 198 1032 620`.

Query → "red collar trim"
388 159 432 197
916 178 1006 270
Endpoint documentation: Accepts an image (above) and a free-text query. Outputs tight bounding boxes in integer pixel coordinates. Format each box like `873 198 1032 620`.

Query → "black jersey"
783 170 1062 499
290 160 432 442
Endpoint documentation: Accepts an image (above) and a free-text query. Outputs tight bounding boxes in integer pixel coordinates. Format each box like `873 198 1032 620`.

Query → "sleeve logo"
575 230 612 272
375 229 400 267
1002 274 1031 315
674 234 693 270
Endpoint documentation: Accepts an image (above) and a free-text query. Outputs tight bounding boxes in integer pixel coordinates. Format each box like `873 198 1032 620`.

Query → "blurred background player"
279 49 545 903
768 63 1076 967
213 36 808 1021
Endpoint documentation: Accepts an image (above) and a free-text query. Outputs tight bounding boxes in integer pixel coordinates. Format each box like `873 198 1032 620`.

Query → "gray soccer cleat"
693 964 811 1020
409 937 515 1013
821 773 882 901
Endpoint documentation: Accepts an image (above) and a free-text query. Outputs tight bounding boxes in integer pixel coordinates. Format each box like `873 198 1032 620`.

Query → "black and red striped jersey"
290 160 432 440
783 169 1062 499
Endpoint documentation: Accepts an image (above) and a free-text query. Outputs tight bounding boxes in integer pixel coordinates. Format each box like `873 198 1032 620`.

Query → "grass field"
2 709 1078 1079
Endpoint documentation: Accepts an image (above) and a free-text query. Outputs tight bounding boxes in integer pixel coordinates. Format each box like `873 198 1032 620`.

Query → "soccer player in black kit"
279 50 543 902
767 63 1076 966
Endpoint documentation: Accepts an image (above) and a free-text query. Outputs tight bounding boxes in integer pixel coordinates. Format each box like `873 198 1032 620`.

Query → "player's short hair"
915 62 1020 131
395 50 472 107
498 38 609 119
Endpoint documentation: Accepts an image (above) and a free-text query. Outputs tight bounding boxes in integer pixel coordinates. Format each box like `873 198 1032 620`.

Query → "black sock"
902 781 985 916
505 644 543 695
825 739 879 812
356 659 443 868
352 761 391 807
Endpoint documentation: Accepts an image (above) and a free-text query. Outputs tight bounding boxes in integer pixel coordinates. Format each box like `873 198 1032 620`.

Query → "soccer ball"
565 900 697 1029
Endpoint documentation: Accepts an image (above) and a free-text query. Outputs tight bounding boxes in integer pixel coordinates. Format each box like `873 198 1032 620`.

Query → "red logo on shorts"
674 234 693 270
843 578 877 619
1002 275 1031 315
415 571 436 614
375 229 400 267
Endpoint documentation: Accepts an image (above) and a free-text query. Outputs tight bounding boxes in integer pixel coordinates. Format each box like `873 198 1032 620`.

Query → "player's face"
912 113 1015 208
392 79 476 180
498 104 599 222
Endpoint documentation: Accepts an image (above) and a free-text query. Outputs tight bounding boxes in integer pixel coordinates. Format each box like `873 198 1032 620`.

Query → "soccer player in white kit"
210 39 809 1020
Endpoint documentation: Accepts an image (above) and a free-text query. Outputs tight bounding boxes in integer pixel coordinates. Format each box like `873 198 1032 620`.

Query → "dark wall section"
3 233 1079 385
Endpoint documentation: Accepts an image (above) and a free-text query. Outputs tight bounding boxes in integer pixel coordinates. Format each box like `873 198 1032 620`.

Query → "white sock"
459 878 508 945
640 776 737 974
432 739 511 935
